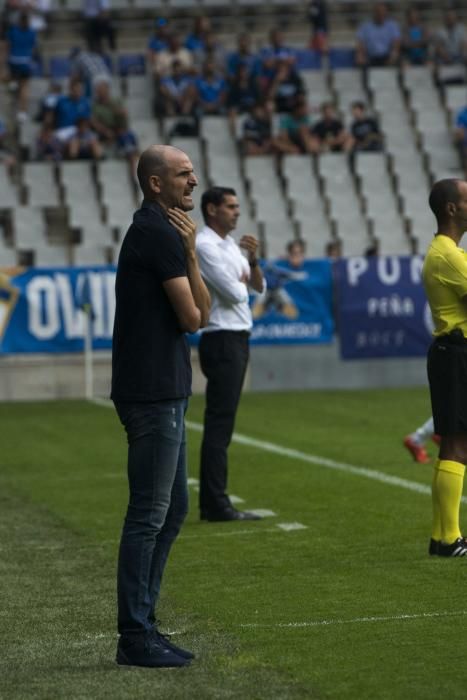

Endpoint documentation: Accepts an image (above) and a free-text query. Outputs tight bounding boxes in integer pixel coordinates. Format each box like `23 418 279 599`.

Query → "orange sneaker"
403 436 431 464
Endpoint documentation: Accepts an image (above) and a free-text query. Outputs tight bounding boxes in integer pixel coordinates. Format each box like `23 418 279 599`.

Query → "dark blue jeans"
114 399 189 636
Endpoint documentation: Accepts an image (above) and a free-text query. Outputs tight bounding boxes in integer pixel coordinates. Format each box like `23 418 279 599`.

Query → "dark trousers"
198 330 250 514
114 399 189 636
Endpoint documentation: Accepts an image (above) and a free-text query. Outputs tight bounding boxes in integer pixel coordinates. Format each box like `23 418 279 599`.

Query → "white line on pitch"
240 609 467 629
92 399 453 504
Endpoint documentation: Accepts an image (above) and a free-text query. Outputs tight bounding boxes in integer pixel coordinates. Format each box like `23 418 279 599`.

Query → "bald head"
137 144 198 210
429 179 462 224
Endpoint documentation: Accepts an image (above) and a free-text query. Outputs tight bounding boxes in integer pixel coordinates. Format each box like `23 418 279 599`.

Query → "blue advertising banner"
334 256 433 359
0 260 334 354
249 258 334 345
0 266 116 354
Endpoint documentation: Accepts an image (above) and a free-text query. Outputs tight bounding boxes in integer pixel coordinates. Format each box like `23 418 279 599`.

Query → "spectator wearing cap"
185 16 211 52
6 12 37 120
147 17 170 55
82 0 116 53
195 59 227 116
159 59 196 117
350 101 383 153
227 33 260 80
356 3 401 67
266 57 305 114
241 100 277 156
91 77 139 174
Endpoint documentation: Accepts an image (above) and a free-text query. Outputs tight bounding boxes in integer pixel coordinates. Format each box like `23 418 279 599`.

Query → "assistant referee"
423 178 467 557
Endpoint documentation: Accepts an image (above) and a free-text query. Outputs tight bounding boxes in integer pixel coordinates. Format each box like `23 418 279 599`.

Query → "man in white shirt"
196 186 265 521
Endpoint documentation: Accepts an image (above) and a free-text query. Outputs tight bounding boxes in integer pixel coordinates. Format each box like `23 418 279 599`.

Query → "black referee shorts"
427 330 467 436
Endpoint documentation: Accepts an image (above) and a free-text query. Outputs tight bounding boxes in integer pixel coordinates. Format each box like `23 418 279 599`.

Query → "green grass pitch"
2 388 467 699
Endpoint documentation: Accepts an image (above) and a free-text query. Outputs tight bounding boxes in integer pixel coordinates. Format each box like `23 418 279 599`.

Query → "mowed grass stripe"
93 398 452 503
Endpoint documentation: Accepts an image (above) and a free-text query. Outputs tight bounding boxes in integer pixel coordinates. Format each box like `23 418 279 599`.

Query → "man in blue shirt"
7 13 37 120
356 3 401 67
195 60 226 115
55 78 91 130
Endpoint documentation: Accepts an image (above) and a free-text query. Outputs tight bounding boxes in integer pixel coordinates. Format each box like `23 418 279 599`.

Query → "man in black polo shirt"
111 144 210 668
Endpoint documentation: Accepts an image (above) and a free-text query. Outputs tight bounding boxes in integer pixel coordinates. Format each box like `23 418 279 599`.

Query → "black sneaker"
429 538 439 555
201 507 262 522
153 628 195 660
438 537 467 557
116 633 190 668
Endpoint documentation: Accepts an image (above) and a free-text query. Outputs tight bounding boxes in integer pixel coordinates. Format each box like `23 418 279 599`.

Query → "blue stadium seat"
50 56 71 78
118 54 146 76
294 49 322 71
30 59 43 77
328 47 355 69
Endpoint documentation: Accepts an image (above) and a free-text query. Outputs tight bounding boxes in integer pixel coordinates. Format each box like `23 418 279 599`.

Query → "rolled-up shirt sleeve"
197 241 250 305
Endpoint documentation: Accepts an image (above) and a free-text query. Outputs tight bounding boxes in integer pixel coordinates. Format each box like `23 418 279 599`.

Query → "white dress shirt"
196 225 263 333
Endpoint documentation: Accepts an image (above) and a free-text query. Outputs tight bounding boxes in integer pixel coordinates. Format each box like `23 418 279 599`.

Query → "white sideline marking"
93 399 461 503
240 609 467 629
230 494 245 504
277 522 308 532
187 478 199 486
249 509 277 518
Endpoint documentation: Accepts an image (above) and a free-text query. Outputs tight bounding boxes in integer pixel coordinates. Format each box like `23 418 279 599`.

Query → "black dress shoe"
201 507 262 522
116 633 190 668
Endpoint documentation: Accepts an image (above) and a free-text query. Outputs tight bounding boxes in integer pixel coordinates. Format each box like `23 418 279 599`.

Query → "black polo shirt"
111 200 192 402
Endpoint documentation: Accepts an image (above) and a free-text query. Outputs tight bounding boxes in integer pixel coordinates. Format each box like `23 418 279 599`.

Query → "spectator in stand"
36 122 63 161
6 12 37 121
432 10 467 66
91 77 139 174
36 79 62 121
241 100 276 156
70 46 111 97
261 28 295 63
454 103 467 173
159 59 196 117
309 0 328 53
286 238 306 269
82 0 116 53
276 95 314 154
0 119 17 173
195 59 227 116
5 0 50 34
266 57 305 114
147 17 170 56
325 240 342 259
227 33 260 80
192 31 226 76
401 7 429 66
150 32 193 78
54 78 91 145
185 15 211 52
68 116 102 160
350 101 384 153
227 62 258 127
356 3 401 67
310 102 351 153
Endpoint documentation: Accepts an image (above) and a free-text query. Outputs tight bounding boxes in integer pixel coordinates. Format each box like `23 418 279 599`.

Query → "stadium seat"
49 56 72 79
328 47 355 69
73 244 109 265
0 165 18 210
12 206 48 248
294 50 322 71
117 54 146 76
23 162 60 207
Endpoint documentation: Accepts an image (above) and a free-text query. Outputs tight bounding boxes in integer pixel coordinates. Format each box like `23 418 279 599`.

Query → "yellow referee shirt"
422 234 467 338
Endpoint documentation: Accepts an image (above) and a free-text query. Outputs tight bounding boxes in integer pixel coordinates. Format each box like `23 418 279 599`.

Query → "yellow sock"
436 460 465 544
431 461 442 541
